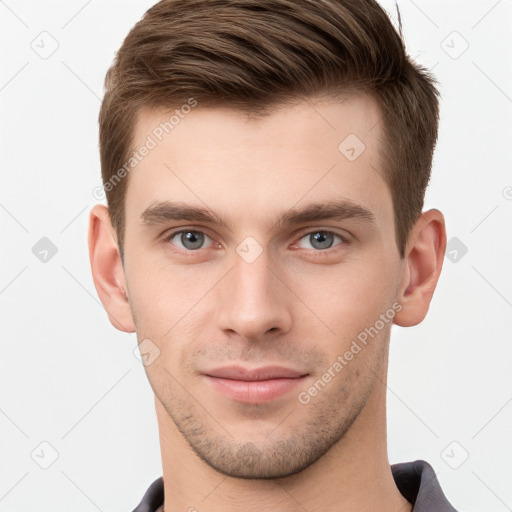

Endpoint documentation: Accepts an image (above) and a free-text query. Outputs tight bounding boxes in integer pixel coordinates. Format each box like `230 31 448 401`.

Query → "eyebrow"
140 199 376 232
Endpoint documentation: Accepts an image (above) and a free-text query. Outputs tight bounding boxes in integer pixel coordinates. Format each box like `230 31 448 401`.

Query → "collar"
132 459 458 512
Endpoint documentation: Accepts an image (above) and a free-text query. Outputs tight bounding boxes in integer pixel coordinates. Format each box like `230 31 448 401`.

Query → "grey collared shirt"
131 459 458 512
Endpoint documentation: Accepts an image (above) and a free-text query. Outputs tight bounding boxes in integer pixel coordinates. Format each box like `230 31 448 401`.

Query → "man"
88 0 457 510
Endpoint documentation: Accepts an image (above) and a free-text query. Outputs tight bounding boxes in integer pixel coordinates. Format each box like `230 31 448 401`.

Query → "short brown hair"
99 0 440 260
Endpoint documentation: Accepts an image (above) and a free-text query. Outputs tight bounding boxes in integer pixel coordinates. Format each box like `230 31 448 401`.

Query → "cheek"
126 252 206 329
126 259 218 374
290 259 397 340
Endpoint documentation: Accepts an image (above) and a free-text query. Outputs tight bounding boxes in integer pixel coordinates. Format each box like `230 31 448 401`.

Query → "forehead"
125 95 392 230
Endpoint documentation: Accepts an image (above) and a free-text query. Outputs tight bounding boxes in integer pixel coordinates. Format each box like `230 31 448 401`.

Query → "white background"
1 1 511 511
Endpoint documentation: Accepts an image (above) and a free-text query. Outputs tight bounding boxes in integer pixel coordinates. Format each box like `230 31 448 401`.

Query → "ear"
393 209 447 327
88 204 135 333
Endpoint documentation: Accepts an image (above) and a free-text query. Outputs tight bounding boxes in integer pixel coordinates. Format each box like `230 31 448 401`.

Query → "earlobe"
393 209 447 327
88 204 136 333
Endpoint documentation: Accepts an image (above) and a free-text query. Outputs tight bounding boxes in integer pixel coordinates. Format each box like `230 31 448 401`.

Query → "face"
122 95 404 478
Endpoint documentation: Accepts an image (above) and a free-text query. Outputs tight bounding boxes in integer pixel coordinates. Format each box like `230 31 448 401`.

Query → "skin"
89 93 446 512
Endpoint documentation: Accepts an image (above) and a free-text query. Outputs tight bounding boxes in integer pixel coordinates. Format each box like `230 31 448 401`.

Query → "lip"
203 365 309 404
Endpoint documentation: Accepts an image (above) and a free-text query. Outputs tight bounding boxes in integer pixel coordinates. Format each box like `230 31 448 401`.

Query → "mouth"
202 365 309 404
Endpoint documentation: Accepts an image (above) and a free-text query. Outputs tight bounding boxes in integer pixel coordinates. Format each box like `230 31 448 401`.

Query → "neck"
155 371 412 512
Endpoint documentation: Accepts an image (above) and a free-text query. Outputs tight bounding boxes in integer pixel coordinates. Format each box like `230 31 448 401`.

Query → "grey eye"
298 231 343 250
171 230 212 250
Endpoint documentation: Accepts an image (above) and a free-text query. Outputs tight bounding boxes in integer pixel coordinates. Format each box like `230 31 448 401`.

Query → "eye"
166 230 214 251
296 230 346 251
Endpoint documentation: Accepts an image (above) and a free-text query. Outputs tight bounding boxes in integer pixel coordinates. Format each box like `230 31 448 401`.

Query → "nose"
215 247 293 342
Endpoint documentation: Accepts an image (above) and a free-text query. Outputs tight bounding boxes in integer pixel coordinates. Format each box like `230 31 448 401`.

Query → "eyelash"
163 228 350 255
